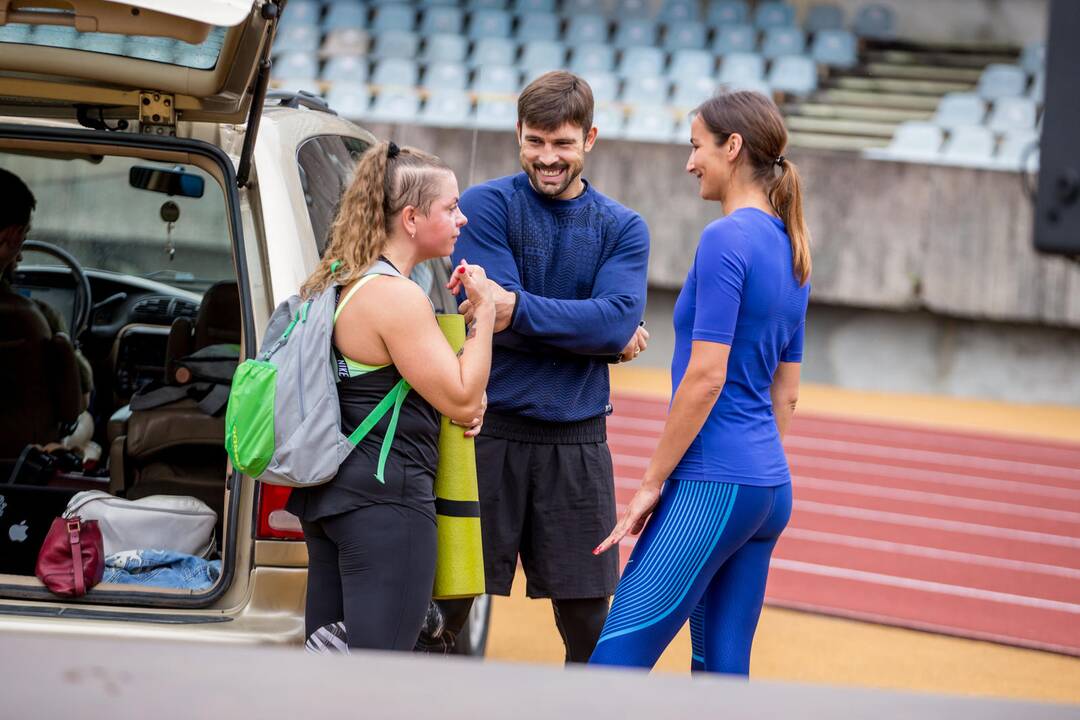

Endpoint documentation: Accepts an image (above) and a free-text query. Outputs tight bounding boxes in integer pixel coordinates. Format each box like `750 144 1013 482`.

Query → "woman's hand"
462 392 487 438
593 483 661 555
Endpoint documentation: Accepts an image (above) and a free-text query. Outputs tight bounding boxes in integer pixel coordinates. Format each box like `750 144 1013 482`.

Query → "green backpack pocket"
224 359 277 478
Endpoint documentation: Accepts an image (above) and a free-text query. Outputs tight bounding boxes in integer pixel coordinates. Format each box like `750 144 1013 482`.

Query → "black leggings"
302 504 437 651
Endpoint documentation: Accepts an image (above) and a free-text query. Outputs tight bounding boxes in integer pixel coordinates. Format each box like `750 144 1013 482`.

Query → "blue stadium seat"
422 34 469 64
660 0 700 24
321 28 370 57
1019 42 1046 75
475 99 518 130
514 0 556 12
420 89 475 128
372 4 416 33
616 0 653 19
622 75 671 105
932 93 986 130
669 49 716 78
624 105 677 142
469 9 513 38
570 43 616 74
469 0 509 9
273 52 319 81
706 0 749 26
418 0 460 5
368 89 422 123
1029 71 1045 104
810 29 856 68
519 40 567 75
995 130 1040 171
712 24 757 54
565 14 610 45
806 3 844 32
283 0 321 26
322 1 368 31
940 125 995 166
719 52 765 85
767 55 817 94
515 12 561 42
987 96 1037 133
853 4 895 39
275 24 321 54
618 46 665 78
613 18 658 48
326 84 371 118
673 76 718 108
322 54 369 83
470 37 518 66
372 58 420 88
473 64 521 94
754 1 796 29
371 31 421 60
873 121 943 161
425 62 470 90
581 71 620 103
761 26 805 58
976 64 1027 100
564 0 606 18
420 6 465 35
593 104 626 138
664 21 707 52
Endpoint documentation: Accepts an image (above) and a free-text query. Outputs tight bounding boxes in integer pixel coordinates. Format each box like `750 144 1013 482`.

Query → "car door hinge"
139 91 177 137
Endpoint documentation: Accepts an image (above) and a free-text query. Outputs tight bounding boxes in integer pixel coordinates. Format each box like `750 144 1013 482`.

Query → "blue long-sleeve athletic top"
670 208 809 486
451 172 650 422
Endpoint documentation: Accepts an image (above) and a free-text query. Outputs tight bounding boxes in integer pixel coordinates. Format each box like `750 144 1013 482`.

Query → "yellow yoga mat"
433 314 485 599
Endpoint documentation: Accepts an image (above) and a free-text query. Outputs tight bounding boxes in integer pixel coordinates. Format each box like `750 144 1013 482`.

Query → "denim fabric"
102 549 221 590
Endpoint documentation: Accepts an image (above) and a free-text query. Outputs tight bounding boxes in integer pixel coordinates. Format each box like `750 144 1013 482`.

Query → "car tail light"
256 484 304 540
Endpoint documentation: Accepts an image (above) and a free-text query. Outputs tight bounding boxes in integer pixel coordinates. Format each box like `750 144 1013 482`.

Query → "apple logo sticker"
9 520 28 543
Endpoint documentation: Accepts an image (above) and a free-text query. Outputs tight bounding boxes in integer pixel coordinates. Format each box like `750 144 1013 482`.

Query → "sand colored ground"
482 367 1080 705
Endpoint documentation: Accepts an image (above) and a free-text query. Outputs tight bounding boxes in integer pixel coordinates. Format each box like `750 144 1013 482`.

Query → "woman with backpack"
286 141 494 652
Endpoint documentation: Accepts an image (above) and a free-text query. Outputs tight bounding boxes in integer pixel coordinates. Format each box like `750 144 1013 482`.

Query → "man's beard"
522 160 581 198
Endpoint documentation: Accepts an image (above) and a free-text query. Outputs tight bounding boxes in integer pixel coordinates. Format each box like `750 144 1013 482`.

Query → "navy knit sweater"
451 173 650 422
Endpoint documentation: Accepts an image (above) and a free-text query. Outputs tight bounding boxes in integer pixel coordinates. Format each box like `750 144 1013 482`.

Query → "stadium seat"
515 12 561 42
624 105 677 142
593 104 626 138
664 21 707 52
940 125 995 166
706 0 749 26
475 99 518 130
566 14 610 45
1019 42 1046 75
853 4 895 39
613 18 658 49
622 75 672 105
674 112 693 142
1029 71 1045 104
326 84 371 118
570 43 616 74
473 64 521 94
581 71 620 103
469 9 513 38
470 37 518 67
976 64 1028 100
419 89 474 127
616 0 653 19
754 1 796 29
875 121 944 161
322 1 368 31
422 34 469 64
273 52 319 81
371 31 420 60
519 40 567 75
811 29 857 68
712 24 757 55
660 0 700 24
761 26 806 58
996 130 1040 171
420 6 465 35
987 96 1037 133
932 93 987 130
275 24 321 54
514 0 556 12
673 76 718 109
767 55 817 94
372 4 416 33
469 0 509 9
321 28 370 58
322 55 368 84
806 3 844 33
425 62 469 91
367 89 422 123
618 46 665 78
284 0 321 26
719 52 766 85
418 0 459 5
669 49 716 79
565 0 606 18
372 58 420 88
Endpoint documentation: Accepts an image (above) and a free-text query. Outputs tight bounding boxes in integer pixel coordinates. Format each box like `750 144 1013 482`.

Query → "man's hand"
619 325 650 363
459 281 516 332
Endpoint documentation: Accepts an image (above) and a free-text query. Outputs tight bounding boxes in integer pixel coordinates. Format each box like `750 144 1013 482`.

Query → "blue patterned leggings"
589 478 792 674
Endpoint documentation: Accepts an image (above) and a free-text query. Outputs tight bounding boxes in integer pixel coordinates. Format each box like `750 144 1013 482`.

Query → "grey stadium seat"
811 29 857 68
323 2 368 31
976 64 1028 100
367 89 422 123
618 46 665 78
940 125 995 166
761 26 806 59
475 99 518 130
514 0 556 13
420 6 465 35
322 55 369 84
660 0 700 24
624 105 678 142
273 52 319 81
932 93 987 130
613 17 658 49
419 89 474 127
473 64 521 94
470 37 518 67
766 55 817 95
566 14 610 45
707 0 749 26
519 40 567 76
712 24 757 55
422 34 469 64
995 130 1040 171
664 21 708 52
673 76 719 109
854 4 895 39
616 0 653 19
581 71 620 103
754 1 796 29
275 24 320 54
1019 42 1046 75
326 85 371 118
987 96 1037 133
371 31 420 60
469 9 513 39
372 4 416 34
622 75 672 105
515 12 561 42
806 3 844 33
425 62 470 91
669 49 716 78
372 58 420 88
321 28 370 58
593 104 626 138
873 121 944 161
719 52 765 85
570 43 616 74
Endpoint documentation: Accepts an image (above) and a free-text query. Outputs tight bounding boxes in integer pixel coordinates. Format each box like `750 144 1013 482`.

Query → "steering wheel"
19 240 93 343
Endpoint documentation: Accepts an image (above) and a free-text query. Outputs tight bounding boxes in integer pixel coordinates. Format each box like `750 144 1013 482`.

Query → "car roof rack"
264 90 337 115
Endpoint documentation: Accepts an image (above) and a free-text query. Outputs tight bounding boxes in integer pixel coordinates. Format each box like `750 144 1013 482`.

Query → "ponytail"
769 159 811 286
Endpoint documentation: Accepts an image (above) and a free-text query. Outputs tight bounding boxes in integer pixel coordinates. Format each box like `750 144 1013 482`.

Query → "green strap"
345 378 411 485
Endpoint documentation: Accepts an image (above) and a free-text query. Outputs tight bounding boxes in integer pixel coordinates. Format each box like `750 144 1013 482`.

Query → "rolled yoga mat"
432 314 485 599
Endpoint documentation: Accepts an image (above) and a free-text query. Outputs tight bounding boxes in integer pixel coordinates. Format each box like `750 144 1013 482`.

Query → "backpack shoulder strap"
332 260 409 324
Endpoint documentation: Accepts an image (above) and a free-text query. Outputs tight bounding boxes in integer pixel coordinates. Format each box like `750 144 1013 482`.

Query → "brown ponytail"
695 91 812 286
300 141 452 298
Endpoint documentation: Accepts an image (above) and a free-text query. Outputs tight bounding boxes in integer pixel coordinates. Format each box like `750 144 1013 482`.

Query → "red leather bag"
35 517 105 597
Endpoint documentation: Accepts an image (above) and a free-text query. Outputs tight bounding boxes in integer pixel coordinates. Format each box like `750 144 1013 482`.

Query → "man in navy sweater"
438 71 651 662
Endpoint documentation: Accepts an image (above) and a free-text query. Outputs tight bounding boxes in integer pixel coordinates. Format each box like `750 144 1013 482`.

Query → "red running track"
607 392 1080 656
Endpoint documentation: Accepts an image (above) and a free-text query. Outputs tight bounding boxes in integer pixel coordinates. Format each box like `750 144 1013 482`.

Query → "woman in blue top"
590 91 811 674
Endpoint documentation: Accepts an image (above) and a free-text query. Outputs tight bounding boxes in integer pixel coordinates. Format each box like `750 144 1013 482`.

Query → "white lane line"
780 527 1080 580
768 559 1080 615
793 475 1080 524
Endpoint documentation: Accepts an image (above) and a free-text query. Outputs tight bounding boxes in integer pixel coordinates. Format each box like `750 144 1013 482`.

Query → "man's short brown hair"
517 71 594 135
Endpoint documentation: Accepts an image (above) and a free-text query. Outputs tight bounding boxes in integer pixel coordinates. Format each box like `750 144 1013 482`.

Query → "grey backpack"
224 260 410 487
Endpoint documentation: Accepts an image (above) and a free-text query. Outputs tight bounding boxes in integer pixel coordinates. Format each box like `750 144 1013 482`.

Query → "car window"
0 23 226 69
296 135 369 258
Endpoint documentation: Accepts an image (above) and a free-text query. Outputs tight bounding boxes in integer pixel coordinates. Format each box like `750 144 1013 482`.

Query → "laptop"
0 484 80 576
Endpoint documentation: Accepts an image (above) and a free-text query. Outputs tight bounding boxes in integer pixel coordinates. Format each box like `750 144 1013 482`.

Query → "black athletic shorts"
476 412 620 599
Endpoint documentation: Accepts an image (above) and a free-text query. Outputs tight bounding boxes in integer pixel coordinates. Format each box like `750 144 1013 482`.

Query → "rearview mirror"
129 166 204 198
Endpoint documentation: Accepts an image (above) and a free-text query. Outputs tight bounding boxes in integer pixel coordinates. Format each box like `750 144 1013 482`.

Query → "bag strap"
67 519 85 596
334 273 381 324
344 377 411 485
